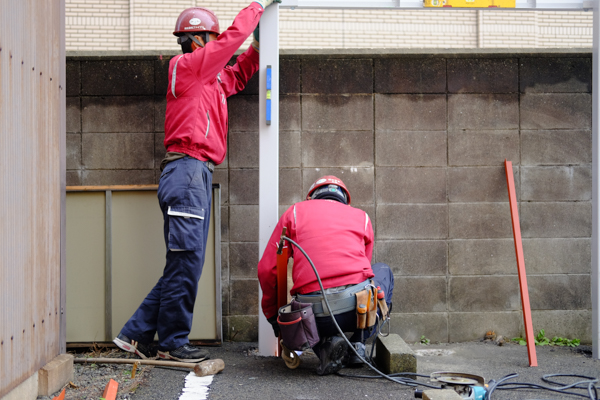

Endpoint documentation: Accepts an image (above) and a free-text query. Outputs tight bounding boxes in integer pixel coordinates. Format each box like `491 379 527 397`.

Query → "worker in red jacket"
113 0 280 363
258 176 394 375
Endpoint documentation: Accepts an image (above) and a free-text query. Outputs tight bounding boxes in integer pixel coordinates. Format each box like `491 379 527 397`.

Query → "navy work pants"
313 262 394 354
121 156 213 351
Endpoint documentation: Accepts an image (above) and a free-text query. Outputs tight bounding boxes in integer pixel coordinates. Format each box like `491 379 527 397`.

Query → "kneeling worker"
257 176 394 375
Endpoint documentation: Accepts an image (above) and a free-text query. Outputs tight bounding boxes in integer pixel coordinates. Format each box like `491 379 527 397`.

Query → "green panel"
111 191 165 340
110 191 217 341
66 192 106 342
190 192 217 339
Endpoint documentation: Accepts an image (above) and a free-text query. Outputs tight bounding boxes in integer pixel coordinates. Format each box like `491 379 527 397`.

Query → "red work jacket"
164 3 263 165
258 199 375 320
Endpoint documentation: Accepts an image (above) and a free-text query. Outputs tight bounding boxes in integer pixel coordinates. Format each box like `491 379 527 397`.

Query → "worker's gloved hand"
267 316 280 337
254 0 282 9
252 24 260 52
253 23 260 43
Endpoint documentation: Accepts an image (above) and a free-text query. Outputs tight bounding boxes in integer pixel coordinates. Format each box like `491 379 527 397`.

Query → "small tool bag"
355 282 378 330
277 300 320 351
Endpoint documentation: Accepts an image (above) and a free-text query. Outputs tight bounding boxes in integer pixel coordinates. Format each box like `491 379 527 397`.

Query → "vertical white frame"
592 0 599 359
258 4 281 356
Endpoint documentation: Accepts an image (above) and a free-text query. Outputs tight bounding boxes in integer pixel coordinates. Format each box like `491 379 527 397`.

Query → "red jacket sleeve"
188 3 263 84
257 207 294 320
220 46 259 98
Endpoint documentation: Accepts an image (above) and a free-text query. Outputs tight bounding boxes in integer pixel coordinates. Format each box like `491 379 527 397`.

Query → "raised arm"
189 3 263 83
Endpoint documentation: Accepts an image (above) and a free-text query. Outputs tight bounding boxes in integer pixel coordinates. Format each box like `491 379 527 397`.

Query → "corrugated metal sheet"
0 0 65 396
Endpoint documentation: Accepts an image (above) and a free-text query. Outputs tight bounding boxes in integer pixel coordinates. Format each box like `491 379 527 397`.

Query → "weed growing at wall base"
512 329 580 347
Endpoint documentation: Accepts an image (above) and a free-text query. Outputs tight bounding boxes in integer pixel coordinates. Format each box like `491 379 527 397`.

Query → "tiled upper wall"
66 1 592 51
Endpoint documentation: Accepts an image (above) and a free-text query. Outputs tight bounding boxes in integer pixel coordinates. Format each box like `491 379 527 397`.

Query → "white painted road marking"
178 371 214 400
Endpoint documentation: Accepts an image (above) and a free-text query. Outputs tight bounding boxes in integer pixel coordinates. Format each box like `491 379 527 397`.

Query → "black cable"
542 374 599 392
497 383 594 399
280 236 599 399
487 373 519 398
490 373 598 400
336 371 442 389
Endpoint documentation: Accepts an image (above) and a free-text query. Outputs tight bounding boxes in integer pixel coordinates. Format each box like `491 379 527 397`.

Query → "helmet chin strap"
177 33 205 47
187 33 204 47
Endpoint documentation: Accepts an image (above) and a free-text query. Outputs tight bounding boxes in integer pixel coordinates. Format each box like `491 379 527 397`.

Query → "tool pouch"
355 284 378 330
277 300 320 351
355 290 368 329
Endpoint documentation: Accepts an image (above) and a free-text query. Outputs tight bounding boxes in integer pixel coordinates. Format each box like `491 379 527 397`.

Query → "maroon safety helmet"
173 7 220 36
306 176 351 205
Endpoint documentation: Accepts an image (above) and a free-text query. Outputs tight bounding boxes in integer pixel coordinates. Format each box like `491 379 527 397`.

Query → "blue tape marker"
266 65 272 125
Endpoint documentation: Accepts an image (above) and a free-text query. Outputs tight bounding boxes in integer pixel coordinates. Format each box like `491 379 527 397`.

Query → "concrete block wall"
66 49 592 344
65 0 592 51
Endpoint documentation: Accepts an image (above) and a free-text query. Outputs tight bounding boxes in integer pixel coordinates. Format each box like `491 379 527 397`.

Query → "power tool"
415 372 488 400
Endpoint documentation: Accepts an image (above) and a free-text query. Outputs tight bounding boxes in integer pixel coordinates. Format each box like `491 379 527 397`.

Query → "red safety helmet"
173 7 220 36
306 176 351 205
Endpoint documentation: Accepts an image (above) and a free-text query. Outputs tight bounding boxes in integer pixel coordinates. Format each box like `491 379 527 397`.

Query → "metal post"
592 0 599 359
505 160 538 366
59 0 67 355
105 190 113 341
258 3 280 357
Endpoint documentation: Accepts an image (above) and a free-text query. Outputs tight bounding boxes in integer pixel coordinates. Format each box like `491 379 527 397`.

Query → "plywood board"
110 191 217 340
66 192 106 342
66 189 219 343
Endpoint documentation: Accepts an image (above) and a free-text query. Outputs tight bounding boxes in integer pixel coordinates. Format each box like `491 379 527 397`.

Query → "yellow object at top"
423 0 515 7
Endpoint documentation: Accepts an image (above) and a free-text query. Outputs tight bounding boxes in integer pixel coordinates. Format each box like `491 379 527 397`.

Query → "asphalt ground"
129 340 600 400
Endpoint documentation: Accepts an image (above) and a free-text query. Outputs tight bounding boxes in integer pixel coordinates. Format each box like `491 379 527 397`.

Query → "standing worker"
113 0 281 363
258 176 394 375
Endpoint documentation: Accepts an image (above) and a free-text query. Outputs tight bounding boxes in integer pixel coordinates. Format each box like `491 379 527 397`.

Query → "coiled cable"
280 235 599 399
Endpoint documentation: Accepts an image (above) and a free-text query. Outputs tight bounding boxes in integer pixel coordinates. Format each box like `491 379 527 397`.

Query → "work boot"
158 343 209 363
347 342 366 367
316 336 348 376
113 333 157 360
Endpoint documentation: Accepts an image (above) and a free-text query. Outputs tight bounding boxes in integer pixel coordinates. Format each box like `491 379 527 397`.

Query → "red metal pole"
275 229 289 357
505 160 538 367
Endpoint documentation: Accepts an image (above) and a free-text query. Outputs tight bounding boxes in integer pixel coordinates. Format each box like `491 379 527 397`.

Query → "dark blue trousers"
313 263 394 355
121 156 213 351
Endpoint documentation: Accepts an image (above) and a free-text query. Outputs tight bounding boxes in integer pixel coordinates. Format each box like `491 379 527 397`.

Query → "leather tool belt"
295 279 370 318
277 300 320 351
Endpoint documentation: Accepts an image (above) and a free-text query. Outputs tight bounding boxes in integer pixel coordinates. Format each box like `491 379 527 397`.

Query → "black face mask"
181 39 193 54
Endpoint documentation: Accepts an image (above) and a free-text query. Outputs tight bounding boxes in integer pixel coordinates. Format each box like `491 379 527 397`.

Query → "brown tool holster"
355 282 377 330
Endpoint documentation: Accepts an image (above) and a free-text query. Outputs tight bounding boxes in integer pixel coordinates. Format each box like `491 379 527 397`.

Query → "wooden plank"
505 160 538 367
66 185 159 192
66 340 221 349
38 354 74 396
